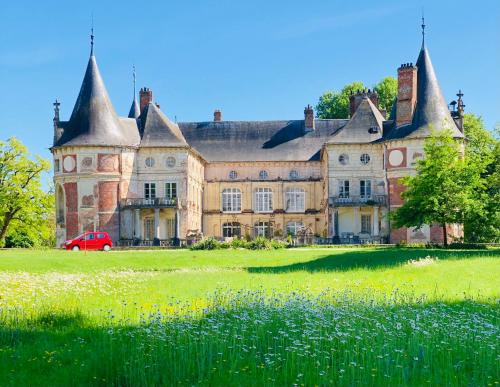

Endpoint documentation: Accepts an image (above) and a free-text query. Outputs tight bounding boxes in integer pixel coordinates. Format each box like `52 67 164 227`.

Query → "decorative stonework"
387 148 406 168
98 154 120 172
63 155 76 173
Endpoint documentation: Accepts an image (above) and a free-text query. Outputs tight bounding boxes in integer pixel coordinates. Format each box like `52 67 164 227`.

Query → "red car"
64 232 113 251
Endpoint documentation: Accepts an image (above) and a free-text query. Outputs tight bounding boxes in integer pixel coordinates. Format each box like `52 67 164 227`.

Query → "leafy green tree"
316 81 365 119
316 77 397 119
392 130 478 246
0 137 52 246
374 76 397 117
462 114 500 242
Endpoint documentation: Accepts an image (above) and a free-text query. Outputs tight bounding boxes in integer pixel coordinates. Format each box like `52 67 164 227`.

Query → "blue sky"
1 0 498 180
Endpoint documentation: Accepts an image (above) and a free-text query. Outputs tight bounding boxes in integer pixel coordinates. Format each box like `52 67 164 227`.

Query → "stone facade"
51 34 465 246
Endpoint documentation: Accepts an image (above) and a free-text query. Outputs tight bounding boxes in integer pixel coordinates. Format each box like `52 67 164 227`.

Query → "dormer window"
368 126 379 134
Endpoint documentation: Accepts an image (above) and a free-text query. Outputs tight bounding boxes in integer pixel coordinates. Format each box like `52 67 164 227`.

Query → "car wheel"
103 244 111 251
72 246 80 251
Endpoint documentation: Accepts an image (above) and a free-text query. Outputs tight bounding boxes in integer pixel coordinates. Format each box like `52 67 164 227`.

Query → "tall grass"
0 290 498 386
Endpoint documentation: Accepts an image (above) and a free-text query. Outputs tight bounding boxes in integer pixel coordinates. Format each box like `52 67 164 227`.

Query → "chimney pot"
139 87 153 113
304 105 314 131
214 109 222 122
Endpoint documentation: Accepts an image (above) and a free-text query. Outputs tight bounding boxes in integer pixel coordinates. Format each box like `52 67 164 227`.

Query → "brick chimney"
396 63 417 126
349 89 379 117
139 87 153 113
214 109 222 122
304 105 314 131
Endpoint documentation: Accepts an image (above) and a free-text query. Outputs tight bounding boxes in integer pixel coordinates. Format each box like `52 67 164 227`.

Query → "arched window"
254 188 273 212
222 188 241 212
222 222 241 238
286 221 304 236
259 170 269 180
56 185 65 225
254 221 272 238
285 188 305 212
229 170 238 180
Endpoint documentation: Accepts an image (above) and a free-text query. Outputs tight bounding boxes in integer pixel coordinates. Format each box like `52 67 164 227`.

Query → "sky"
1 0 499 183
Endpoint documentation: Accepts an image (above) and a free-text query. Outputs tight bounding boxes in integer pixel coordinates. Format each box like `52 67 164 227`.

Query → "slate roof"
140 103 188 147
179 119 347 161
327 97 384 144
128 99 140 119
54 55 140 147
385 46 463 140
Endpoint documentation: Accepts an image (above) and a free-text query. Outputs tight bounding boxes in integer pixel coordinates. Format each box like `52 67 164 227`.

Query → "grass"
0 247 499 386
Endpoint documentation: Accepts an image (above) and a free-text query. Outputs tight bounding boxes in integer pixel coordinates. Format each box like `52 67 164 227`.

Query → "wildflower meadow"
0 247 498 386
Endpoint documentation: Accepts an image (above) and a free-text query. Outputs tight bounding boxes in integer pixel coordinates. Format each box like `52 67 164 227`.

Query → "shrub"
190 237 221 250
230 238 249 249
447 242 488 250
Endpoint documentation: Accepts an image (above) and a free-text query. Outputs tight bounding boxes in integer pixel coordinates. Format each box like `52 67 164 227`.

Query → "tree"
316 81 365 119
373 76 397 117
392 130 478 246
462 114 500 242
0 137 52 246
316 77 397 119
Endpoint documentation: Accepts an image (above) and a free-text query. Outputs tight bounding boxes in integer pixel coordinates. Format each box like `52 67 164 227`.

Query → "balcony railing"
329 195 386 207
120 197 177 209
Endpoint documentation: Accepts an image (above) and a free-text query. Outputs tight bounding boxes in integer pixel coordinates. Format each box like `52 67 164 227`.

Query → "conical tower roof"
128 98 140 119
54 54 135 146
387 46 463 139
140 103 188 147
328 97 384 143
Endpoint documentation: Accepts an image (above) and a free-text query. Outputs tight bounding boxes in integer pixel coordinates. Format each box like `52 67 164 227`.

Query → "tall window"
285 188 305 212
339 180 349 198
254 188 273 212
361 215 371 234
144 218 155 240
222 188 241 212
165 182 177 198
286 221 304 236
222 222 241 238
166 218 175 238
360 180 372 199
144 183 156 199
254 221 272 237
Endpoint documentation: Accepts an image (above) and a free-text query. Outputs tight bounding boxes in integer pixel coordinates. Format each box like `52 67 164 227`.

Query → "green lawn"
0 247 499 386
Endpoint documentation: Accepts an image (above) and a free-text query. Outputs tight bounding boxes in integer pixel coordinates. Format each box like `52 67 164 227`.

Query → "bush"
5 230 35 248
247 236 289 250
190 237 221 250
447 242 488 250
230 238 249 249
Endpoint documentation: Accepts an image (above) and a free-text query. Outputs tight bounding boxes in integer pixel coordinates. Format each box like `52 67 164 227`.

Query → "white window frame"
144 182 156 200
254 221 272 237
222 188 242 213
222 222 241 238
286 221 304 236
360 180 372 199
165 182 177 199
285 188 305 213
254 187 273 213
339 180 350 198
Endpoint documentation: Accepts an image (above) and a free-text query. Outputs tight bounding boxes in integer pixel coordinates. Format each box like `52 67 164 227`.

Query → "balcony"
329 195 386 207
120 197 177 209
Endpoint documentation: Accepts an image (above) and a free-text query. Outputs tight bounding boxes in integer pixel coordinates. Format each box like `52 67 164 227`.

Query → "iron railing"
120 197 177 209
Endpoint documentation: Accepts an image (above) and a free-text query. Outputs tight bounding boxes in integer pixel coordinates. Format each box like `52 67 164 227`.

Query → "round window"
166 156 176 168
145 157 155 168
259 170 268 180
338 154 349 165
289 170 299 179
360 153 370 165
229 170 238 180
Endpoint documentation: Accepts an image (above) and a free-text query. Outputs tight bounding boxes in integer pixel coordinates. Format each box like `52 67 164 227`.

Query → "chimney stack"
139 87 153 113
396 63 417 127
349 89 379 117
214 109 222 122
304 105 314 131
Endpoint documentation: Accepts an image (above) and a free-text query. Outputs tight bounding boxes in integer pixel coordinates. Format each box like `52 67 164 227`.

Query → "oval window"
259 170 269 180
289 170 299 179
145 157 155 168
166 156 176 168
229 170 238 180
338 154 349 165
360 154 370 165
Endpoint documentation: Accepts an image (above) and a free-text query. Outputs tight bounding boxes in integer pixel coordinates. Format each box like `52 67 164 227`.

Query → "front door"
144 218 155 240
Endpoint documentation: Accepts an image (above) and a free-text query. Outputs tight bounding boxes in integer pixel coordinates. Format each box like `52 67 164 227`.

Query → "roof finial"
90 13 94 56
421 8 426 49
133 65 136 97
